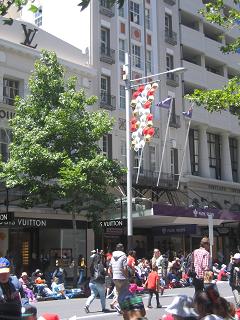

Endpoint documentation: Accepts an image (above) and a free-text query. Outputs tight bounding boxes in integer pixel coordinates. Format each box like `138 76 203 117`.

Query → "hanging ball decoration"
147 88 155 97
132 91 140 99
131 99 137 106
144 101 151 109
152 82 159 89
148 127 155 136
147 113 153 121
147 120 153 127
148 95 154 102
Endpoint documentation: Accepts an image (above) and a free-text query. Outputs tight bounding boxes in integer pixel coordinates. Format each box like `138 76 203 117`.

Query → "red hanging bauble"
144 101 151 109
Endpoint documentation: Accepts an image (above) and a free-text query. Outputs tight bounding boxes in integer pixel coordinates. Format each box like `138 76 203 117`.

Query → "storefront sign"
153 204 240 221
216 227 230 235
0 217 87 229
99 219 127 228
153 224 196 235
0 212 14 222
0 110 15 119
21 24 38 49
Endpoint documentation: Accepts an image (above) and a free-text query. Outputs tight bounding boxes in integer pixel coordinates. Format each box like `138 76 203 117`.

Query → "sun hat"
38 314 60 320
21 272 28 277
166 295 198 318
0 257 10 273
233 253 240 260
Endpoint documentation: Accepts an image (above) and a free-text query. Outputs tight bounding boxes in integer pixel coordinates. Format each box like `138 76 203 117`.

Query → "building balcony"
169 114 181 129
99 0 115 17
163 0 176 5
121 169 177 189
100 93 116 111
166 73 179 87
100 46 115 64
165 30 177 46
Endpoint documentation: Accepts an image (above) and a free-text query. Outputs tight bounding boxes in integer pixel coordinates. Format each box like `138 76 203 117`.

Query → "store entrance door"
9 228 39 275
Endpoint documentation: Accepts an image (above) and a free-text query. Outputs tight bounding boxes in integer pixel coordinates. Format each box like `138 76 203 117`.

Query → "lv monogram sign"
21 24 38 49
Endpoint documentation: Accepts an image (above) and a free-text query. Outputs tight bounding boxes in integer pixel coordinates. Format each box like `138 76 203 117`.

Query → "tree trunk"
72 211 78 287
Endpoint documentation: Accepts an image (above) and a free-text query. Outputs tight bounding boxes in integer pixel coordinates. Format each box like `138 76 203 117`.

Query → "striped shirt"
193 248 210 278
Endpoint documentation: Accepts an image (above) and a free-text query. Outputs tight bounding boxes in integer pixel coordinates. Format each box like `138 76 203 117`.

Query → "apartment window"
145 8 151 30
120 85 126 109
170 148 178 179
119 5 124 17
101 75 110 103
149 146 156 172
3 78 19 106
119 39 125 62
229 137 238 182
0 129 11 162
134 149 144 174
165 13 172 33
35 6 42 27
166 53 174 79
207 133 221 179
130 1 140 25
189 129 199 175
101 134 112 159
101 27 110 54
132 44 141 68
146 50 152 73
120 140 127 166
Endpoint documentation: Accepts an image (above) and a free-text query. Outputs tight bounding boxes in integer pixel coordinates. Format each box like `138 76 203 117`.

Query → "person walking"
144 265 162 309
228 252 240 308
77 255 86 287
193 237 210 294
84 251 108 313
108 244 129 308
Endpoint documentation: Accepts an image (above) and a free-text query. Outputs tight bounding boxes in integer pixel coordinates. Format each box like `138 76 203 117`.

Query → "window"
149 146 156 172
229 137 238 182
189 129 199 175
130 1 140 25
120 85 126 109
3 78 19 106
145 8 151 30
0 128 11 162
119 39 125 62
165 13 172 33
134 149 144 174
166 53 174 80
101 27 110 55
119 4 124 17
146 50 152 73
132 44 141 68
120 140 126 166
101 75 110 104
207 133 221 179
35 6 42 27
101 134 112 159
170 148 178 179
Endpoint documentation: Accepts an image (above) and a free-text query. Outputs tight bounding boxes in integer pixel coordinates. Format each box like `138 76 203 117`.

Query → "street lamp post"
124 52 186 251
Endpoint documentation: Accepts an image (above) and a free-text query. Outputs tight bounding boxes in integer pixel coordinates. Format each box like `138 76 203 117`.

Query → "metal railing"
166 73 179 87
163 0 176 5
100 46 115 64
100 92 116 111
165 29 177 46
99 0 115 17
121 169 177 189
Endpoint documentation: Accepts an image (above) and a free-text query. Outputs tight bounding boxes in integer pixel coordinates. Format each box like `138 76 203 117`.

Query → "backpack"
90 262 106 283
184 252 196 277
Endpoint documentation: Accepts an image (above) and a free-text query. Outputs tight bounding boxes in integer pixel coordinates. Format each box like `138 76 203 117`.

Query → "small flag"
156 97 172 109
182 106 193 118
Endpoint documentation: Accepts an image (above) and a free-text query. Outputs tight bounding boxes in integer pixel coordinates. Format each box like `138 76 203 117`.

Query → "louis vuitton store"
0 214 87 276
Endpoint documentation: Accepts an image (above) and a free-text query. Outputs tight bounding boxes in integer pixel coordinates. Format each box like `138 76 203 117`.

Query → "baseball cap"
0 257 10 273
233 253 240 260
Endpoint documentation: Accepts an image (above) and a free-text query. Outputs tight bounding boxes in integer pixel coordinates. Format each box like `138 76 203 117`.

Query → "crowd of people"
0 236 240 319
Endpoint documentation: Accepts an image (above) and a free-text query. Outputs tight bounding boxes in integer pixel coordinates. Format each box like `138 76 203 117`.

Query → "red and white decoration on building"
130 83 159 152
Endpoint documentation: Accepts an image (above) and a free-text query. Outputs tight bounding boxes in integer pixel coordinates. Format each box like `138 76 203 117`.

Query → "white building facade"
9 0 240 258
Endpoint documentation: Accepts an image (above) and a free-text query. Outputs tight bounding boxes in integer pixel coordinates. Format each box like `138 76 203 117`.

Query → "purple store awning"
153 204 240 221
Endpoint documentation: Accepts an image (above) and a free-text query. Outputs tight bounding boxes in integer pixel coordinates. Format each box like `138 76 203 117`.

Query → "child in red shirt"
144 266 162 308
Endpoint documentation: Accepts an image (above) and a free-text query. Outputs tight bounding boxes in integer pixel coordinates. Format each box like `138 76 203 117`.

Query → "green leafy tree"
1 50 125 283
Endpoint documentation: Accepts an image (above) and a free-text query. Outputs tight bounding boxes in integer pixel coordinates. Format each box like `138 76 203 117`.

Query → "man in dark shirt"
0 257 35 319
